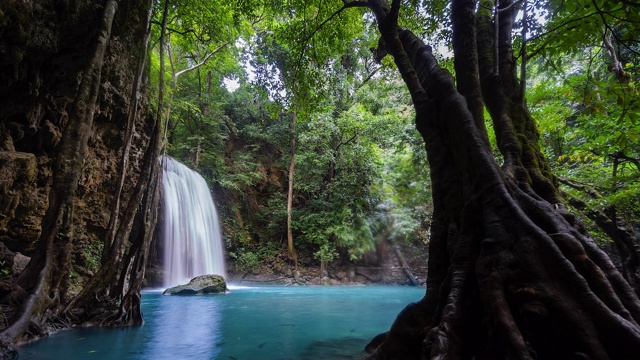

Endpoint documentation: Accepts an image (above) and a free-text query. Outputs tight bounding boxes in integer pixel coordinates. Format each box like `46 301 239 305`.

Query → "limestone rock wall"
0 1 154 295
0 152 44 254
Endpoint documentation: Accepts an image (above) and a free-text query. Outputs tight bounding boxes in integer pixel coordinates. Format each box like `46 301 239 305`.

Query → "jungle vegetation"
0 0 639 359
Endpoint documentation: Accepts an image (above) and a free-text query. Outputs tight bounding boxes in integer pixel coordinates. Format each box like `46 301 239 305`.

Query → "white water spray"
161 156 226 287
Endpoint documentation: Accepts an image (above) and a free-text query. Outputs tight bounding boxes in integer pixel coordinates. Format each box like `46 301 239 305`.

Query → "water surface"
20 286 424 360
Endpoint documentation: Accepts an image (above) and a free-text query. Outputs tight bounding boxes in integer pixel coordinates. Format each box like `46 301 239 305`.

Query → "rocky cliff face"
0 1 154 297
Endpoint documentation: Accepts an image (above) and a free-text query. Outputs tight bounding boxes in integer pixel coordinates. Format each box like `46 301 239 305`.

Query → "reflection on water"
19 286 424 360
144 295 222 359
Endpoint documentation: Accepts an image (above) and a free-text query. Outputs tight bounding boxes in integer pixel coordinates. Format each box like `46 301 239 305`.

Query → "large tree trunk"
63 115 161 323
362 0 640 359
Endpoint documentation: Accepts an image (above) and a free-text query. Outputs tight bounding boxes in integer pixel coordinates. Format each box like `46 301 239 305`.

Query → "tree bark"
452 0 490 147
62 0 162 320
391 240 420 286
360 0 640 359
0 3 158 353
287 112 298 268
104 117 162 326
63 113 161 322
477 0 560 204
102 0 153 263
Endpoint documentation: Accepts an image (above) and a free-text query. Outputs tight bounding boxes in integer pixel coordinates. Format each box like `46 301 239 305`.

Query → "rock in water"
163 274 227 295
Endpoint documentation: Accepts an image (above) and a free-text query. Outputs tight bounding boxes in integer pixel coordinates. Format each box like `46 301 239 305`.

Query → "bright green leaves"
531 60 640 169
152 0 263 180
285 72 423 259
537 0 640 58
250 0 370 114
151 0 254 91
529 9 640 238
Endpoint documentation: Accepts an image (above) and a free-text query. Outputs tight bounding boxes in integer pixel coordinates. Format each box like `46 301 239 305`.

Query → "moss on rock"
163 275 227 295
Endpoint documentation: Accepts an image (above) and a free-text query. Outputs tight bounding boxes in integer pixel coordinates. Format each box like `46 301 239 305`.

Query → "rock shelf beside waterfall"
163 275 228 295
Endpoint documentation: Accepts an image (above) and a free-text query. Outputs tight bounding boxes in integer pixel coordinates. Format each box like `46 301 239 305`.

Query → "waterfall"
161 156 226 287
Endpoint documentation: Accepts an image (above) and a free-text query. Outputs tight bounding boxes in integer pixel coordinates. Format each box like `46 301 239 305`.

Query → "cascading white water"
161 156 226 287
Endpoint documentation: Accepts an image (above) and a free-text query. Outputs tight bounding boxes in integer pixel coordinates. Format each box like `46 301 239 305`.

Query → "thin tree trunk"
392 241 419 286
63 0 168 317
287 112 298 269
194 141 201 166
519 0 528 96
157 0 170 151
102 0 153 263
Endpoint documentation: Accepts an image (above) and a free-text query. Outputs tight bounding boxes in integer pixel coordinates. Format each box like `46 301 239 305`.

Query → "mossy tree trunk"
63 0 159 325
355 0 640 359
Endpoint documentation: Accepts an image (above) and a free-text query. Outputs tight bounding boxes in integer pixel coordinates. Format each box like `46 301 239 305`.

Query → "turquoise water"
19 286 425 360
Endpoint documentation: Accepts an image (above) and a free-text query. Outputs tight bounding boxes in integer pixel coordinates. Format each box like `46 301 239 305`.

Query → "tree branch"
609 152 640 172
344 0 371 9
497 0 523 13
357 67 383 91
389 0 401 23
603 29 631 83
452 0 490 145
591 0 640 56
558 177 603 198
334 132 359 152
173 42 229 81
147 23 196 37
520 0 528 95
526 12 598 47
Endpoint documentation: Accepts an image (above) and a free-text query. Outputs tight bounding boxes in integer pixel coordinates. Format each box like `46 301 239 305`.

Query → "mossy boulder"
163 274 227 295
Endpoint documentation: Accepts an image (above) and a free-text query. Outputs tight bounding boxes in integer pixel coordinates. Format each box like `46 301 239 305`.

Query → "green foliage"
228 249 259 273
538 0 640 58
314 243 338 265
84 242 103 274
528 6 640 242
155 0 640 274
251 0 369 112
0 260 9 277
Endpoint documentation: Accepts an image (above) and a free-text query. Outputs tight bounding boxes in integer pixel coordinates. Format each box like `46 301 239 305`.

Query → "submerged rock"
163 274 227 295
